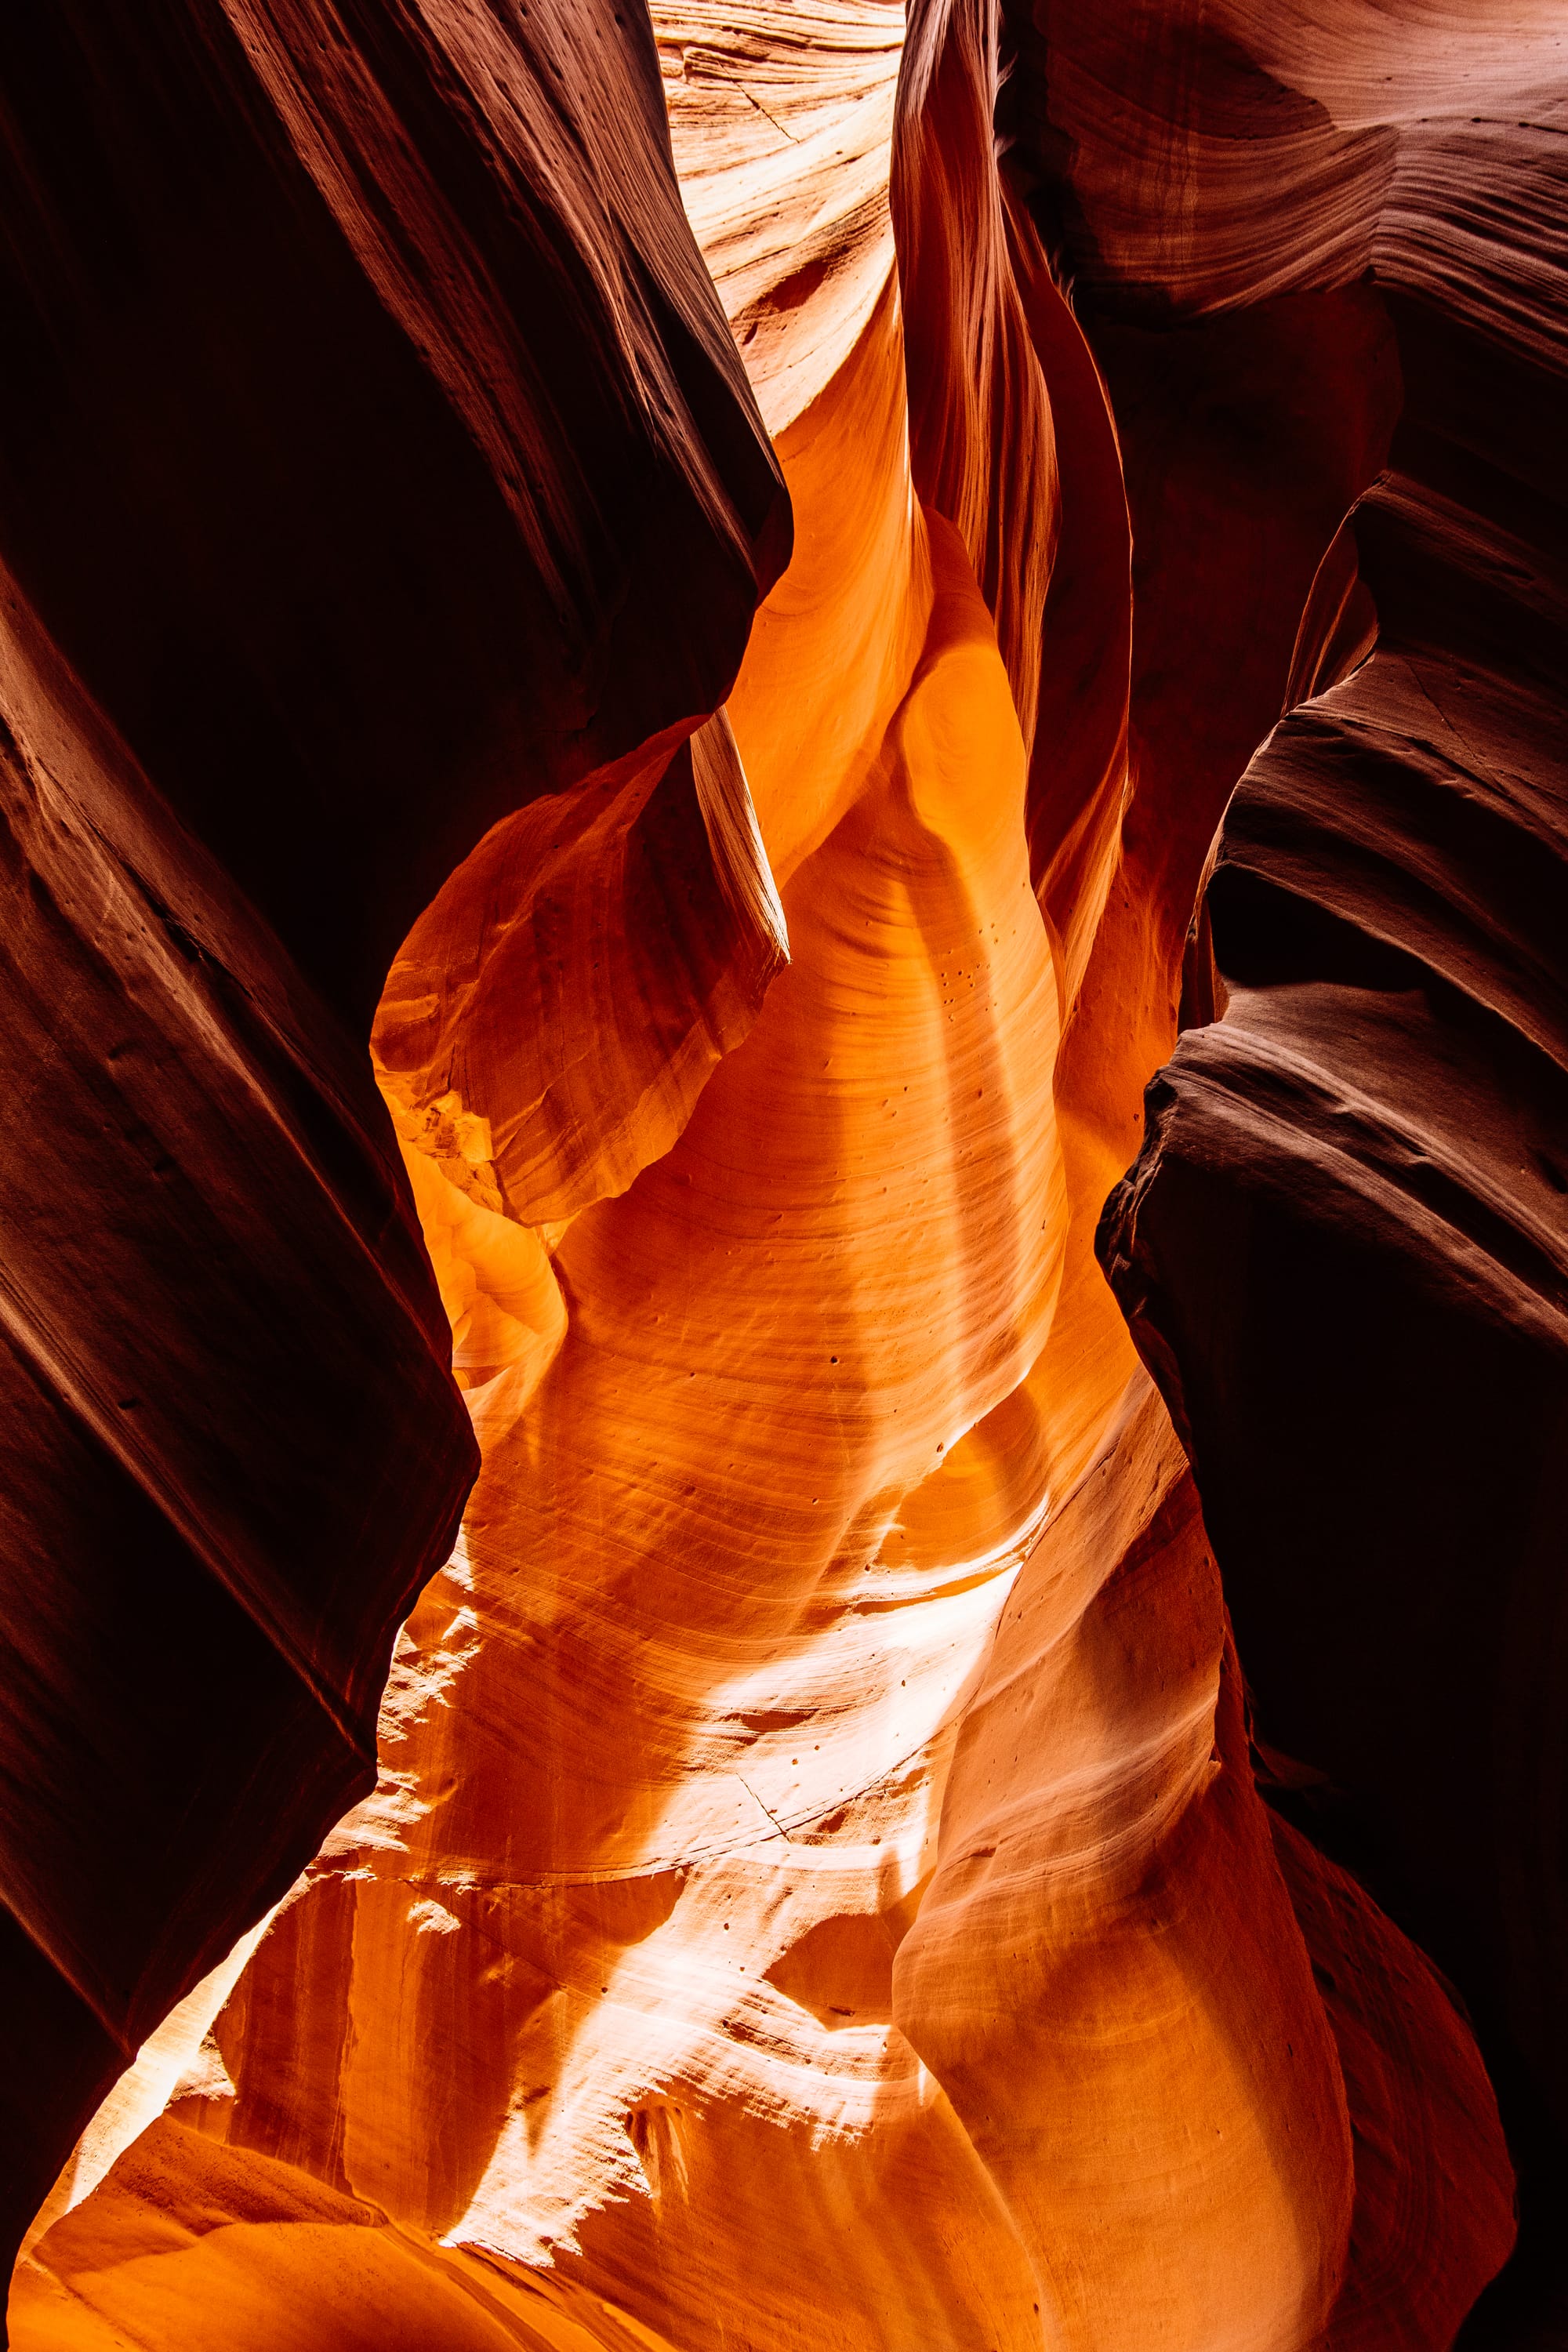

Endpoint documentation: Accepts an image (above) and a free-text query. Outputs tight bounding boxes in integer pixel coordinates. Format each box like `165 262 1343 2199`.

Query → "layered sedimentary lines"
0 0 786 1025
0 0 782 2298
1076 5 1568 2332
9 0 1563 2347
1004 0 1567 319
0 561 476 2270
655 0 904 434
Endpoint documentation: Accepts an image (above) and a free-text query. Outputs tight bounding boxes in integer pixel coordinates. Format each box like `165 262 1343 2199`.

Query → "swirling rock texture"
4 2 1563 2350
0 0 782 2311
1047 4 1568 2338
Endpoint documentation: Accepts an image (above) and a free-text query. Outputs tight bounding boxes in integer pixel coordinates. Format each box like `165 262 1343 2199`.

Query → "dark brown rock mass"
1072 6 1568 2334
0 0 785 2293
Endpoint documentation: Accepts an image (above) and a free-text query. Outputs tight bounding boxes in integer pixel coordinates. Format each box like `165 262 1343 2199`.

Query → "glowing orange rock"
0 0 786 2280
9 0 1539 2343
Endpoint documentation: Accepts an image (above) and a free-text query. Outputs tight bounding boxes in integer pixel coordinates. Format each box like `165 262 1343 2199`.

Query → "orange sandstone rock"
6 0 1545 2344
0 0 784 2289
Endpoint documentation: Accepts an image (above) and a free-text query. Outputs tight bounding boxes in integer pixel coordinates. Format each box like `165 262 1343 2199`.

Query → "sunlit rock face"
7 0 1562 2346
0 0 779 2298
1028 3 1568 2332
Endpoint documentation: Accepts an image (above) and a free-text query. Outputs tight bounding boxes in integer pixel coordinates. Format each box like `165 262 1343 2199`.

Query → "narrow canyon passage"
4 0 1563 2346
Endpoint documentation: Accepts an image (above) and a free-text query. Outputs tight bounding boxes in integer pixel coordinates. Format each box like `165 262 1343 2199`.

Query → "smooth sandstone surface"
0 0 784 2296
0 563 475 2274
1059 2 1568 2332
7 0 1560 2345
0 0 787 1024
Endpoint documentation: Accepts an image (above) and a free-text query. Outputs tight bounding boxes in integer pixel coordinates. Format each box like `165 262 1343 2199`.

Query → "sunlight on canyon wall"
10 0 1561 2345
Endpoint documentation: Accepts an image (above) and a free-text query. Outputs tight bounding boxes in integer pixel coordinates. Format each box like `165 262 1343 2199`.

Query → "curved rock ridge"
654 0 905 435
898 1372 1514 2349
7 0 1555 2347
0 0 791 2305
16 243 1073 2348
1002 0 1566 321
0 564 475 2277
1044 2 1568 2335
0 0 788 1023
1102 472 1568 2340
892 0 1057 753
374 708 789 1235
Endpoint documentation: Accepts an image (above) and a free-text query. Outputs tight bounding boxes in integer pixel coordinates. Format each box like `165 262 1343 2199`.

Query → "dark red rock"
0 0 788 1025
0 574 476 2270
0 0 786 2290
1050 13 1568 2335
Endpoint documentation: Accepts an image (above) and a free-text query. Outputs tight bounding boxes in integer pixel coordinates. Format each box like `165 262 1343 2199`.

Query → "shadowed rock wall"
0 0 786 2292
1043 4 1568 2335
2 0 1562 2345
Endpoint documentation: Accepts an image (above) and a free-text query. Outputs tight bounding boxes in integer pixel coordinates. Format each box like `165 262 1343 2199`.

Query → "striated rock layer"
0 566 474 2277
0 0 788 1022
0 0 785 2298
5 0 1560 2346
1051 2 1568 2333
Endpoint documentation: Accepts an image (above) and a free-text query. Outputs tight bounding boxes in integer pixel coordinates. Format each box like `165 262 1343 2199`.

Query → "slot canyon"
0 0 1564 2344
